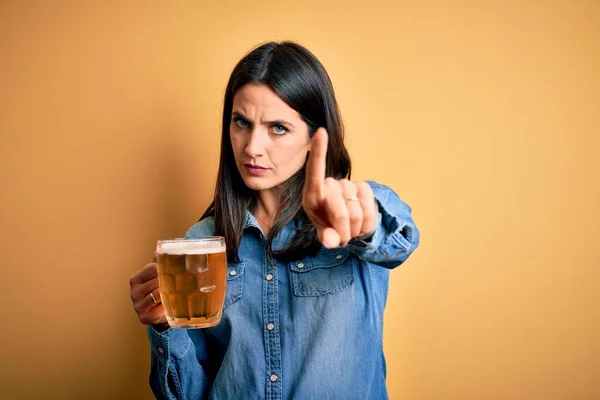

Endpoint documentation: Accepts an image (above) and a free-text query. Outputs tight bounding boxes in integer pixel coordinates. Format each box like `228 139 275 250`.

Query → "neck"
254 188 281 231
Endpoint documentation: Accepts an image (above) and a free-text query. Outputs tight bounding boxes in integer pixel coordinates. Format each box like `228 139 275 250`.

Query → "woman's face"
229 83 311 192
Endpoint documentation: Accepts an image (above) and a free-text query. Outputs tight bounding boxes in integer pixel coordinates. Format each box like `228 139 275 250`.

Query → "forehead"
232 84 301 119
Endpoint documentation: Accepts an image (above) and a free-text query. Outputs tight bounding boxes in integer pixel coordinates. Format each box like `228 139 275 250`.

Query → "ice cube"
186 254 209 273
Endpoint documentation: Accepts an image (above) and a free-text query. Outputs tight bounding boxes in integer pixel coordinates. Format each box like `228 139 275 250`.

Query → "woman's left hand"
302 128 378 248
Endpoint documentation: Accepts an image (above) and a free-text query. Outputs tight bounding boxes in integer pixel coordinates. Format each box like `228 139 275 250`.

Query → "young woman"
129 41 420 400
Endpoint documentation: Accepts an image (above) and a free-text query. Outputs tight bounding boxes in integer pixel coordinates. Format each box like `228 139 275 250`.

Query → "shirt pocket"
289 249 355 296
223 261 245 309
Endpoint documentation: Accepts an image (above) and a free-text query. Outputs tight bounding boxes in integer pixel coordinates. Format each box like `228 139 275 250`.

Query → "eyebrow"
232 111 296 128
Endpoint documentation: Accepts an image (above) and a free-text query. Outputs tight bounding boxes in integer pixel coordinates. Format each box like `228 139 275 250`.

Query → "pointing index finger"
305 128 328 197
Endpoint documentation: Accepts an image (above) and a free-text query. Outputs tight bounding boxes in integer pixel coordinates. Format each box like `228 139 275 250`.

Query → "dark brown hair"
200 41 351 261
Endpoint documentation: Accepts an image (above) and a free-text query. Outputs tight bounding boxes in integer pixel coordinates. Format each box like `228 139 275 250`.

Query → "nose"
244 127 267 158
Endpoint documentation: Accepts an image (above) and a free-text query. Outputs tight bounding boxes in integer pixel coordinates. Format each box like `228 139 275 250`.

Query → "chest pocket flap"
289 249 354 296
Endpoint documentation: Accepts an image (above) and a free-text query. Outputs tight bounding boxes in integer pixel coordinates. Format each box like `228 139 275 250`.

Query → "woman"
129 41 420 400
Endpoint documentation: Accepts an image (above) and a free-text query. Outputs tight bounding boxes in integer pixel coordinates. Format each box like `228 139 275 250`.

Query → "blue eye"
271 124 288 135
233 117 250 129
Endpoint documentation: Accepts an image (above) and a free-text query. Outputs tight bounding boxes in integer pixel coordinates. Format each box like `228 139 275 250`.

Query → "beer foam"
157 240 226 255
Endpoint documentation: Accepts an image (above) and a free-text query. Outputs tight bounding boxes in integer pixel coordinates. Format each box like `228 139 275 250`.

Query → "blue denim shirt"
147 181 420 400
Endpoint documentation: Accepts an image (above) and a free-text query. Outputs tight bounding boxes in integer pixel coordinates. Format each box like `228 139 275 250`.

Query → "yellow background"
1 1 598 399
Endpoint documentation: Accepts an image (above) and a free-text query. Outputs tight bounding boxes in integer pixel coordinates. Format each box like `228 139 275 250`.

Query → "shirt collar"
244 211 261 230
243 210 300 249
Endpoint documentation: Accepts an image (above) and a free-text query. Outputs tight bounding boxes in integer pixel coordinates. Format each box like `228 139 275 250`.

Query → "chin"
241 176 279 191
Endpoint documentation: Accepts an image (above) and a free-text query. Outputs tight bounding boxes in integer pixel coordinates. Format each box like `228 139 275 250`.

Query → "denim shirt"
147 181 420 400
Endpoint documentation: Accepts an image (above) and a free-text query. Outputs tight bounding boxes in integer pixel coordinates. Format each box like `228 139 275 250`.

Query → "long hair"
200 41 351 262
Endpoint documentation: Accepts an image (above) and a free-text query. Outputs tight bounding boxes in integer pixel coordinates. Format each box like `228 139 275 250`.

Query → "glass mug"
156 237 227 329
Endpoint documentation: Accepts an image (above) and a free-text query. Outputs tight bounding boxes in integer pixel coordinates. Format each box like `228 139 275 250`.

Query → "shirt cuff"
147 325 193 360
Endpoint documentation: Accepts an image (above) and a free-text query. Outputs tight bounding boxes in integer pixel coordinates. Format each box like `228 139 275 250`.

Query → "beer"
156 238 227 329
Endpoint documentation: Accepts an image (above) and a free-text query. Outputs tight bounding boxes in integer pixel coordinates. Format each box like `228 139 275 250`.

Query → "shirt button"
158 347 165 354
229 270 237 276
265 273 273 281
297 263 305 269
336 254 343 260
267 323 275 331
270 374 278 382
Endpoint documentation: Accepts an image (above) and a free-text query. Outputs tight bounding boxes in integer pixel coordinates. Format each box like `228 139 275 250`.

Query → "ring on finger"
149 292 158 304
346 196 361 202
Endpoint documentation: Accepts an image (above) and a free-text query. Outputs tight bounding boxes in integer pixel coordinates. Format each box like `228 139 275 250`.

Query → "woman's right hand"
129 254 168 327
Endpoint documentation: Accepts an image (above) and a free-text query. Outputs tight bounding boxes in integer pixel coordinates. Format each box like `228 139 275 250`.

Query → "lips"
244 163 266 169
244 163 269 176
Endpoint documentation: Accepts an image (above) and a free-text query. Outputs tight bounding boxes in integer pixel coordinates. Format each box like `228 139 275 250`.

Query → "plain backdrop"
1 1 598 399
